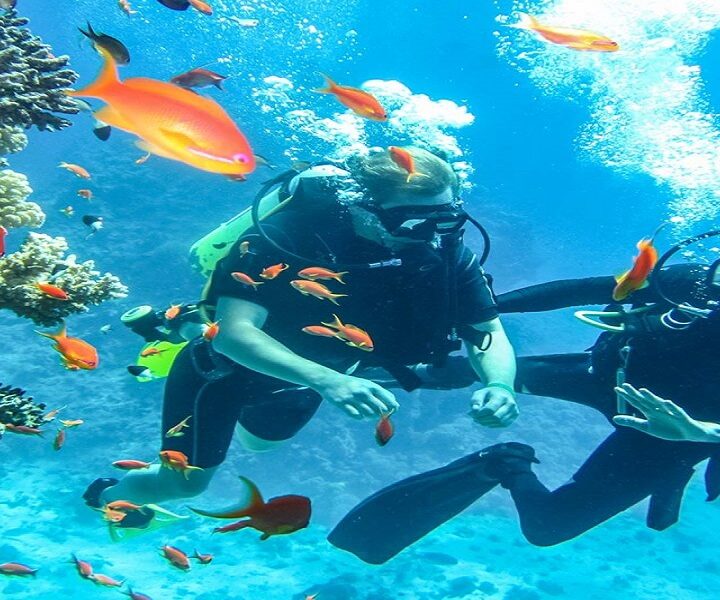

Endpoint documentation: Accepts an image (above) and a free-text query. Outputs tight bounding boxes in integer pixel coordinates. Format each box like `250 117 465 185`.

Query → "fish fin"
94 105 134 132
78 23 94 41
213 79 224 91
313 73 337 94
35 322 66 341
67 47 119 99
135 139 182 161
336 272 348 284
191 477 264 519
92 122 112 141
513 12 539 30
614 270 629 283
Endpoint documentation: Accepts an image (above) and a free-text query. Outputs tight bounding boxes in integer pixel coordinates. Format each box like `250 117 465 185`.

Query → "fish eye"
233 153 250 164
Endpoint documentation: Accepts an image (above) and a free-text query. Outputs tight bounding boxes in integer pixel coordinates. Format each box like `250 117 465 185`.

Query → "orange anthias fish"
90 573 124 587
165 415 192 438
191 476 311 540
112 459 153 470
388 146 427 183
103 506 127 523
612 232 661 301
375 409 395 446
164 304 182 320
202 321 220 342
77 189 93 200
60 419 84 428
0 225 7 257
59 162 91 179
67 48 256 177
188 0 213 15
35 282 70 300
4 424 43 436
117 0 136 16
315 74 387 121
260 262 289 280
297 267 347 284
106 500 142 511
192 549 213 564
513 13 619 52
290 280 347 305
36 323 99 370
161 545 190 571
72 554 94 579
320 314 374 351
231 271 264 290
43 405 67 421
0 562 38 576
53 428 66 451
140 346 167 357
301 325 339 338
159 450 204 480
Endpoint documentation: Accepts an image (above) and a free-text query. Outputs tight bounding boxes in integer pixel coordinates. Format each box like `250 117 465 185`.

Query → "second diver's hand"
314 371 399 420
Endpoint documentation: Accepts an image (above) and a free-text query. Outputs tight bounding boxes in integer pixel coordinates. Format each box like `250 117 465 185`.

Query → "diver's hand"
613 383 720 442
470 386 519 428
316 373 399 420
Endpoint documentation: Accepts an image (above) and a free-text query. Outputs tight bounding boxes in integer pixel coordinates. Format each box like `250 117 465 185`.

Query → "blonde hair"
353 146 458 202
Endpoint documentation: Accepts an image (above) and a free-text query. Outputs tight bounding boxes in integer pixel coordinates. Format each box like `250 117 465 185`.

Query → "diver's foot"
116 506 156 529
82 478 119 508
474 442 539 488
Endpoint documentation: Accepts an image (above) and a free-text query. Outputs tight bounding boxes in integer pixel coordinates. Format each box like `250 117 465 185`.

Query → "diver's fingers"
494 403 519 426
636 388 682 416
357 403 375 417
371 386 399 411
612 415 649 432
361 393 392 416
343 404 362 419
615 386 651 416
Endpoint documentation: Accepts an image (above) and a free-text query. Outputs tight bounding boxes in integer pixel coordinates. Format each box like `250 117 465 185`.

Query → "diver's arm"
496 277 616 313
212 296 397 419
465 317 519 427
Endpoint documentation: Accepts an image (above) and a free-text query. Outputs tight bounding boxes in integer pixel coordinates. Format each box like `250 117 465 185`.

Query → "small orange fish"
71 554 94 579
301 325 339 338
43 405 67 421
315 74 387 121
106 500 142 511
320 314 373 351
231 271 264 290
60 419 84 428
165 415 192 438
112 459 153 470
140 346 167 357
36 323 99 370
60 205 75 217
193 549 213 564
4 423 44 436
0 225 5 258
59 162 91 179
188 0 213 15
91 573 124 587
53 428 66 451
297 267 347 284
159 450 204 480
613 228 664 301
77 189 93 200
103 506 127 523
290 280 347 305
117 0 136 15
513 13 619 52
202 321 220 342
239 241 253 256
164 304 182 320
127 588 153 600
306 595 318 600
135 153 150 165
375 409 395 446
260 262 289 280
161 545 190 571
35 282 69 301
388 146 428 183
0 563 38 576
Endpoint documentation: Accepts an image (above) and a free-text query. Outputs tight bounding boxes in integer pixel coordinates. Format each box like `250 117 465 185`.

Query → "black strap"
381 363 424 392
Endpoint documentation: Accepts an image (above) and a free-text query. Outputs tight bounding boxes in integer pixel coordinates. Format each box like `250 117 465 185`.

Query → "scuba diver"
83 146 518 516
328 239 720 564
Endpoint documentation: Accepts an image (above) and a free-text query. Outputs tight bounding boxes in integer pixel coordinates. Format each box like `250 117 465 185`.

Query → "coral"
0 10 79 131
0 126 28 156
0 168 44 229
0 383 46 429
0 233 128 326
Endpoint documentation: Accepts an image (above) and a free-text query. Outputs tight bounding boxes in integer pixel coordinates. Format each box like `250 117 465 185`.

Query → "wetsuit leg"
504 428 713 546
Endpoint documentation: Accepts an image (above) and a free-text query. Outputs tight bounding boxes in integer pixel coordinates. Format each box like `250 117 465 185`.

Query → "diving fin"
109 503 189 543
327 450 501 564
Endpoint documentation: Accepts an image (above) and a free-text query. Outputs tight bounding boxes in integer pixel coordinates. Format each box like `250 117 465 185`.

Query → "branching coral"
0 126 27 156
0 10 80 131
0 383 46 430
0 168 44 229
0 233 128 326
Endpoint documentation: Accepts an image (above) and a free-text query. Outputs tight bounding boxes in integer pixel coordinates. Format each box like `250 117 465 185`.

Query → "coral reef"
0 168 44 229
0 233 128 326
0 383 46 429
0 10 80 131
0 126 27 157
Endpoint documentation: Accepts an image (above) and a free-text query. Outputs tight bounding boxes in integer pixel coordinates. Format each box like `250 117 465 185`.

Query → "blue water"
2 0 720 598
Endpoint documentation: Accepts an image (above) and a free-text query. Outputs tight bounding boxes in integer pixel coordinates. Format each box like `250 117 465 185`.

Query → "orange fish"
191 476 311 540
59 162 91 179
135 153 150 165
140 346 167 357
290 280 347 305
306 595 318 600
117 0 136 15
71 554 94 579
165 415 192 438
164 304 182 320
260 262 289 280
202 321 220 342
301 325 339 338
0 225 7 258
388 146 428 183
60 419 84 428
112 459 153 470
315 74 387 121
127 588 153 600
375 409 395 446
161 545 190 571
231 271 264 290
91 573 124 587
35 282 69 301
103 506 127 523
188 0 213 15
193 549 213 564
53 428 66 451
4 424 43 436
67 48 255 177
36 323 99 370
297 267 347 284
320 314 373 351
159 450 204 480
106 500 142 511
612 228 664 301
43 405 67 421
60 205 75 217
77 189 93 200
0 563 38 576
513 13 619 52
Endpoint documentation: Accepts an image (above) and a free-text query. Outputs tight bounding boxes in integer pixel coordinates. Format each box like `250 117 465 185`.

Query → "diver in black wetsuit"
329 258 720 563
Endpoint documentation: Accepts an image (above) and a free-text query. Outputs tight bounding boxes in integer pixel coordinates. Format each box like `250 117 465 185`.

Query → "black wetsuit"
161 180 497 468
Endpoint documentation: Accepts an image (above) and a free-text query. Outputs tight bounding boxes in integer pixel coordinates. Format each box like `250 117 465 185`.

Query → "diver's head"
348 146 466 248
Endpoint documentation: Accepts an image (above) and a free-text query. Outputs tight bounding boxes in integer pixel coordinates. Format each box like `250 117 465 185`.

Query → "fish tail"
35 322 66 341
513 12 539 30
67 47 119 99
314 73 337 94
335 272 348 284
238 476 265 511
213 79 224 91
329 294 348 306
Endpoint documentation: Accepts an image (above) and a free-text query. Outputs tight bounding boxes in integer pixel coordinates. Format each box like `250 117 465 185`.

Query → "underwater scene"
2 0 720 598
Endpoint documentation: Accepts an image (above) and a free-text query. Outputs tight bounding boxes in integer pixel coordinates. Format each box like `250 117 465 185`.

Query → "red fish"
375 409 395 446
315 74 387 121
0 563 37 576
72 554 94 579
117 0 136 15
290 280 347 305
260 262 289 280
612 227 664 301
320 314 373 351
161 545 190 570
202 321 220 342
106 500 142 511
59 162 91 179
36 323 99 370
35 282 69 301
159 450 204 480
301 325 339 338
191 476 311 540
140 347 167 357
53 428 66 451
297 267 347 284
4 424 44 436
112 459 153 470
192 549 213 564
42 405 67 421
389 146 428 183
0 225 7 257
231 271 264 289
77 189 93 200
171 68 227 90
164 304 181 320
188 0 212 15
126 588 153 600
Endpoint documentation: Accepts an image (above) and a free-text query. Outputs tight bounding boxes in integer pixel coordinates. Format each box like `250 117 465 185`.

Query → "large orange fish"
35 282 69 301
513 13 619 52
36 323 99 370
191 476 311 540
290 280 347 305
159 450 204 480
67 49 255 177
297 267 347 284
612 228 663 301
315 74 387 121
321 314 373 351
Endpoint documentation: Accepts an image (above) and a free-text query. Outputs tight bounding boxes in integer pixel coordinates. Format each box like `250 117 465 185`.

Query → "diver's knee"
235 425 284 453
162 468 215 498
522 527 569 547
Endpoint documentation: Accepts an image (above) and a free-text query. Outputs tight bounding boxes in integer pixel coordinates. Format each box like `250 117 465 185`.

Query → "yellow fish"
514 13 619 52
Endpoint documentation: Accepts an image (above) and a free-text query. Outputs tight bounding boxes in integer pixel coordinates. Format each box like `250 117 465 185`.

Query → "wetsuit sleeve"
455 247 499 324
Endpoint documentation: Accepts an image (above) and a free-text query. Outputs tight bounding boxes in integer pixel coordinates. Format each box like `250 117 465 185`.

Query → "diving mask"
367 203 468 241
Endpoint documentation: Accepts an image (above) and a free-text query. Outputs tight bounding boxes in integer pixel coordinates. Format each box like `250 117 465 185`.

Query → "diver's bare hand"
470 387 518 428
317 373 399 419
